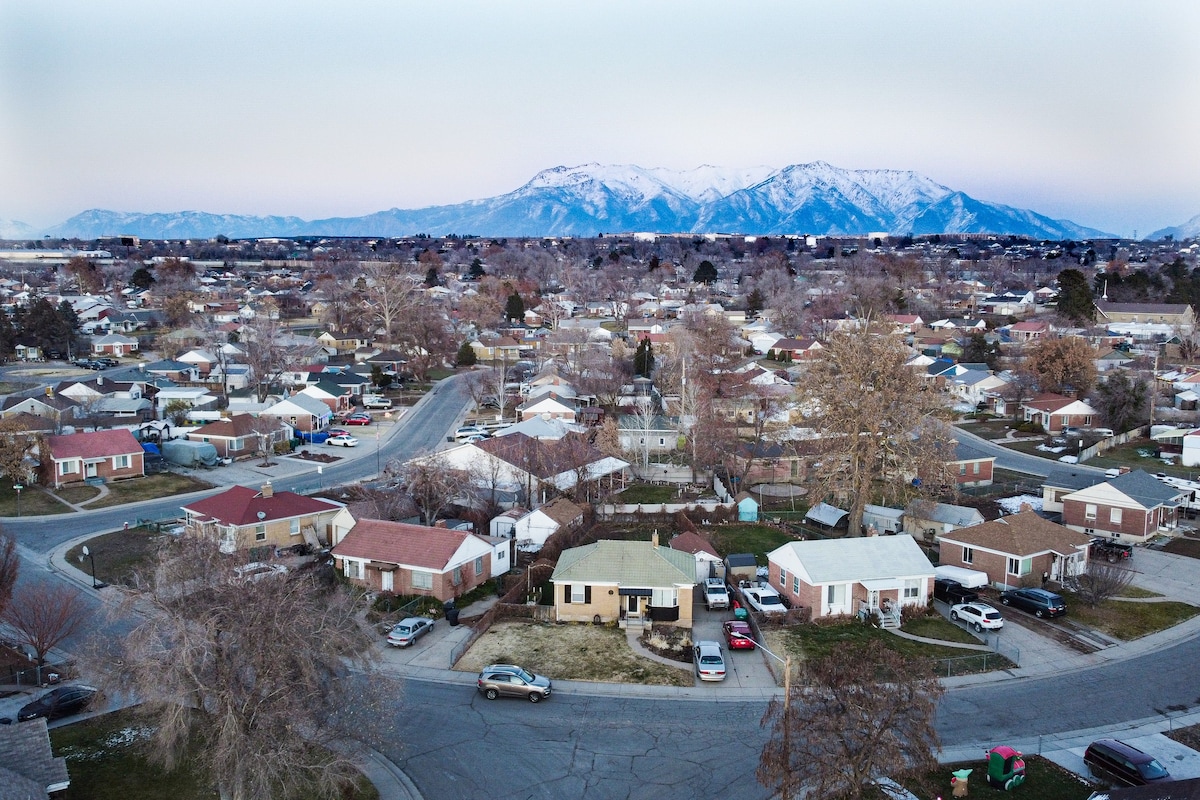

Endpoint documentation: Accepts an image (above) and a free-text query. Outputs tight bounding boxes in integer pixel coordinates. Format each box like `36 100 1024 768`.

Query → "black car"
933 578 979 605
17 685 98 722
999 587 1066 618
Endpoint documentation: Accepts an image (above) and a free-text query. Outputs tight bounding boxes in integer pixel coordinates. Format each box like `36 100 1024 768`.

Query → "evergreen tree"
424 266 440 287
647 255 660 272
129 266 155 289
634 337 654 377
468 258 485 280
1056 268 1096 323
693 260 718 285
456 341 478 366
505 292 525 322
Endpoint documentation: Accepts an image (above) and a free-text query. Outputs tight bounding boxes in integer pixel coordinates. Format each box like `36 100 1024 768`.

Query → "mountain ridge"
22 162 1129 240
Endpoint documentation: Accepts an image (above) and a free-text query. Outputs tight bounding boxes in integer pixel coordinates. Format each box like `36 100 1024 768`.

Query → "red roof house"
182 482 346 553
331 518 508 601
41 429 144 488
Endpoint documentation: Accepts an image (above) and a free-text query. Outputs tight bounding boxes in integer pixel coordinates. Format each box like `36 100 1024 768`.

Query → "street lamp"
79 545 104 589
12 484 22 517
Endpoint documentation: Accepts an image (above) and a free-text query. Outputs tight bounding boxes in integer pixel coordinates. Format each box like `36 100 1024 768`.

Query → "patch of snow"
997 495 1044 514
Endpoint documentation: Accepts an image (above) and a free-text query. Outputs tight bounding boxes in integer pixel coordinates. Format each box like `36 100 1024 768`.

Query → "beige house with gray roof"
550 535 695 628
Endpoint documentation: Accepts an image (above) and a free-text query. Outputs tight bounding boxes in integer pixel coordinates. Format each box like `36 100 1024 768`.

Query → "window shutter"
563 584 571 604
584 586 591 604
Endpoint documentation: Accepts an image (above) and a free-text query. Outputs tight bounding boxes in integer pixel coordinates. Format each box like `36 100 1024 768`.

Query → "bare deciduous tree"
0 532 18 619
361 262 421 342
100 537 395 800
1073 560 1136 607
0 417 39 483
242 301 290 402
758 641 942 800
3 580 90 683
797 323 949 535
403 452 468 525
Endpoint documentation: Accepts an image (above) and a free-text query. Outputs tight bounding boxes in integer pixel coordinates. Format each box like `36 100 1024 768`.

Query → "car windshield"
1138 759 1170 780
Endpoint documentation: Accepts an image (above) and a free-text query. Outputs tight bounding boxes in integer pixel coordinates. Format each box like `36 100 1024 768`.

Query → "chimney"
434 520 447 528
261 481 273 498
45 386 52 397
651 530 659 547
1019 502 1033 513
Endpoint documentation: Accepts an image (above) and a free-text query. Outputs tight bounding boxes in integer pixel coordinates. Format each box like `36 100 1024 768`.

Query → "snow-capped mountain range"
6 161 1143 240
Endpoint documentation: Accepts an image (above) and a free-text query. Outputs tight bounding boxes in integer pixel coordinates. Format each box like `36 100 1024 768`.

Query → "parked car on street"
999 587 1066 618
455 425 486 440
692 641 726 682
326 434 359 447
343 414 372 426
722 620 756 650
950 601 1004 632
933 578 979 605
386 617 434 647
477 664 552 703
1083 738 1172 787
326 428 350 438
18 685 99 722
362 396 393 410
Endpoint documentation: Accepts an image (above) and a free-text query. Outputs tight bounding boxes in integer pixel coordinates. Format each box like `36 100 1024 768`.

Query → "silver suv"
477 664 552 703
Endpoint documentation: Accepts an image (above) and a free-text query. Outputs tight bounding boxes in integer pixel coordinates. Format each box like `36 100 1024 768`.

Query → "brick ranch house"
41 428 144 489
937 509 1092 588
330 518 509 602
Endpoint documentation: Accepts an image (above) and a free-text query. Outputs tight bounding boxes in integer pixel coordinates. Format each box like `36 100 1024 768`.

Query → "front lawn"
1065 597 1198 640
84 473 214 508
51 709 379 800
456 621 694 686
66 526 165 588
901 615 983 645
707 523 798 563
1163 535 1200 560
864 755 1095 800
0 483 72 516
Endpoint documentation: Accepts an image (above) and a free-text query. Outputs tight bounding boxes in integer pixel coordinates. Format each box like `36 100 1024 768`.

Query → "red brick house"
41 429 144 488
766 534 935 622
937 510 1091 588
768 337 824 361
330 518 509 601
1060 469 1186 544
1021 393 1098 433
186 413 289 460
946 441 996 487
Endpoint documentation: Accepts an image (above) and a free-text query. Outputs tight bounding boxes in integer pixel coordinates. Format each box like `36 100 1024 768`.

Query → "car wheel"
527 692 542 704
973 622 983 633
1000 597 1011 606
485 688 498 700
1035 608 1046 618
950 611 959 621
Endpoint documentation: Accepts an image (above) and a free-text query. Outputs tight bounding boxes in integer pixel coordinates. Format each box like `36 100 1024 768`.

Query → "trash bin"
444 600 460 626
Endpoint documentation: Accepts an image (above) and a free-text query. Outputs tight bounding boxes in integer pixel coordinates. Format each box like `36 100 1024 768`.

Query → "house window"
113 454 130 469
903 580 920 599
571 584 587 603
826 583 846 606
959 464 967 476
62 459 79 475
345 560 361 579
972 462 981 475
452 566 463 586
658 438 665 446
1085 504 1098 521
779 568 788 588
792 576 799 595
475 556 484 576
290 519 300 535
1007 557 1032 576
1110 508 1122 525
962 546 974 565
411 571 433 590
255 524 266 541
651 588 677 607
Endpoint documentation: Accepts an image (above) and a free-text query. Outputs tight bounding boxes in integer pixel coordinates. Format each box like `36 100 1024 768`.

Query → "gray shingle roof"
551 540 695 587
1109 470 1186 508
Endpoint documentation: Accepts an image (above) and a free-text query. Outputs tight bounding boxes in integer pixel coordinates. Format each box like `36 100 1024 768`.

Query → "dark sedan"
18 685 99 722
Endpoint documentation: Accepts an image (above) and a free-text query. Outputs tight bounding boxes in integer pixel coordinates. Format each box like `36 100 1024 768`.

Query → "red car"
343 415 372 426
722 620 756 650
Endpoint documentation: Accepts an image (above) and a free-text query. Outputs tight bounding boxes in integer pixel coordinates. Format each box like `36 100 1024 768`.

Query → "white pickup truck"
703 578 730 610
740 582 788 616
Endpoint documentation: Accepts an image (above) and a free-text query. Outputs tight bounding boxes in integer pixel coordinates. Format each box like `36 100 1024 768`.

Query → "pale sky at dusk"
2 0 1197 236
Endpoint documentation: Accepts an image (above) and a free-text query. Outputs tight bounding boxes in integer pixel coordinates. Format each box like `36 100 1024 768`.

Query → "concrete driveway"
690 599 782 691
1128 546 1200 601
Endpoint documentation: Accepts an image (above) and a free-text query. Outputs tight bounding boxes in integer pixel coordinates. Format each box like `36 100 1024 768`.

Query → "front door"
626 595 641 616
85 462 98 479
867 589 879 612
381 570 393 593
